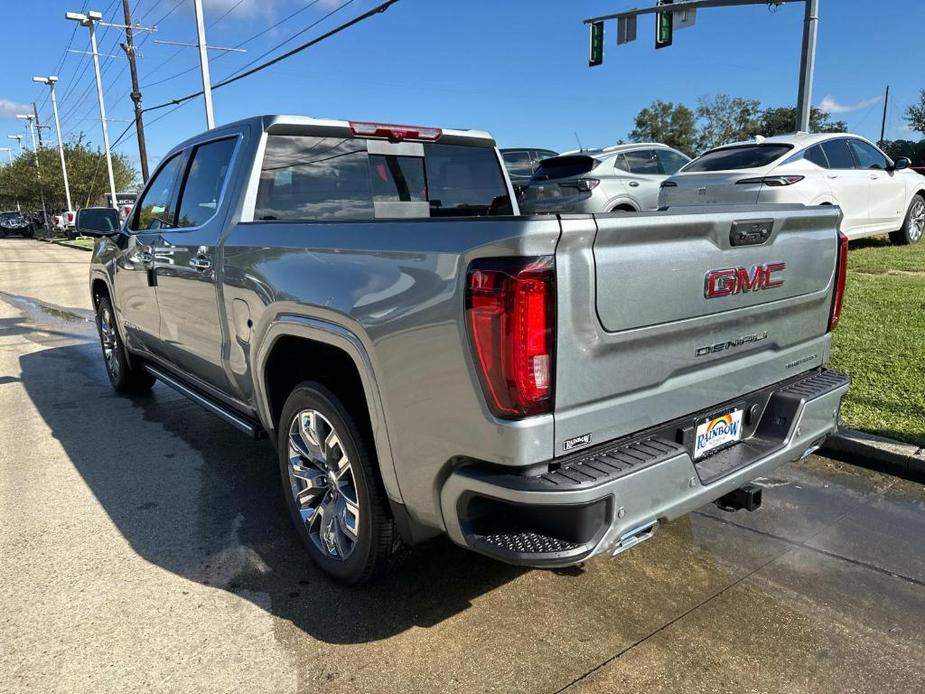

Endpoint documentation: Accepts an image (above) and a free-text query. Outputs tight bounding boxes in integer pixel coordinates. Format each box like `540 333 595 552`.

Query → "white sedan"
659 132 925 244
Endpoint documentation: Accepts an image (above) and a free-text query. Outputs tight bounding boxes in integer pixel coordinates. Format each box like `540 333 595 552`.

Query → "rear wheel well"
609 203 636 213
264 336 374 450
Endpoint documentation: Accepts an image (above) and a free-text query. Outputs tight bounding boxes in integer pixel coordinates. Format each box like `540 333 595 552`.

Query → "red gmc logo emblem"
704 262 786 299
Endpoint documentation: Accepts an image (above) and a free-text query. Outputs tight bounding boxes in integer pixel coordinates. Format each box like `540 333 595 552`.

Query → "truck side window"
255 136 374 221
131 154 184 231
176 138 238 228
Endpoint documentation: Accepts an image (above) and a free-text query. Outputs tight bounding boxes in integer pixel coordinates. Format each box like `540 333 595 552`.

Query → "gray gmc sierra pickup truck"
86 115 850 584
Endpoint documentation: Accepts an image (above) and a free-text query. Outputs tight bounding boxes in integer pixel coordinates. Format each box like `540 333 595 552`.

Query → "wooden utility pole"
121 0 150 182
33 102 44 148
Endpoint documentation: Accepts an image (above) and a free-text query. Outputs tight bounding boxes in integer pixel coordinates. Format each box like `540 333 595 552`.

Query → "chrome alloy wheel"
287 409 360 560
908 198 925 242
99 305 121 382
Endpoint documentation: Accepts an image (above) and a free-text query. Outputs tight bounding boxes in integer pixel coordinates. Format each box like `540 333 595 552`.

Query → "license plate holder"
693 408 744 459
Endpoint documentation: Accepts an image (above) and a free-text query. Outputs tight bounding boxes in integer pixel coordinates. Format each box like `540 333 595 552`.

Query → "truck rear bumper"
439 368 849 567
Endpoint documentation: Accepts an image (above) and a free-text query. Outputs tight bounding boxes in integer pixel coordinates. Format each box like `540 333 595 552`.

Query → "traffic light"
589 20 604 66
656 0 673 49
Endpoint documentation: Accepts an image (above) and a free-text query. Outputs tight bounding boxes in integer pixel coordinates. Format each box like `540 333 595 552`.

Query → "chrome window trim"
168 133 244 234
240 129 267 223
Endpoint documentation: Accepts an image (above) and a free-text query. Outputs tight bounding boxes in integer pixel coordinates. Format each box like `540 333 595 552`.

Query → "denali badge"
704 262 786 299
696 331 768 357
563 433 591 451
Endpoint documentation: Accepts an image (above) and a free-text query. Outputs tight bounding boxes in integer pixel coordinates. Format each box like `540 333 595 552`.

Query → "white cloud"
817 94 883 114
0 99 31 119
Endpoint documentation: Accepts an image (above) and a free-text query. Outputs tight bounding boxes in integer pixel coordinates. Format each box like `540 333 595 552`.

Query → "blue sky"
1 0 923 175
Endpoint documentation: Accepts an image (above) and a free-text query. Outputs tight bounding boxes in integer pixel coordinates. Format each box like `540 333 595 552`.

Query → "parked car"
86 115 849 584
520 143 691 214
500 147 559 197
659 133 925 245
0 211 34 238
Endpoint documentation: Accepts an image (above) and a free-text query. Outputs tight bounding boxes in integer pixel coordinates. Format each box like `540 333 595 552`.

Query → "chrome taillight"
465 257 555 418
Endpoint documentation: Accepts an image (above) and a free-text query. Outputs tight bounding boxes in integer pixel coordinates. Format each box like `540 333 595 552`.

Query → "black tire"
889 194 925 246
277 382 395 584
95 296 156 394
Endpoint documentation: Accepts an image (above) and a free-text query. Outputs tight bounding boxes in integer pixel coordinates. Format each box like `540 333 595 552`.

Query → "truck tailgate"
553 205 841 456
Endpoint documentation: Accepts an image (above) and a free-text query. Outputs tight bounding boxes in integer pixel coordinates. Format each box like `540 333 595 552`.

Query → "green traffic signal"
589 20 604 66
656 0 673 49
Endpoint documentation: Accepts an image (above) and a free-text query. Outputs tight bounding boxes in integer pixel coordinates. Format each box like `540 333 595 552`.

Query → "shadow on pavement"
20 342 525 644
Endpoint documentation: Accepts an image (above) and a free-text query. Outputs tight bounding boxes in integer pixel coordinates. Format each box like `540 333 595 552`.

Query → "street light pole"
66 10 119 209
7 134 23 156
33 76 73 213
192 0 215 129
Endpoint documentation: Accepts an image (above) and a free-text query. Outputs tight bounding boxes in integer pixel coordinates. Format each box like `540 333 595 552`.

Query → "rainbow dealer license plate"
694 409 744 459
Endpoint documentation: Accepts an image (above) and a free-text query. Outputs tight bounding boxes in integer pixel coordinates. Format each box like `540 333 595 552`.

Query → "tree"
758 106 847 137
695 93 762 151
905 89 925 136
628 100 697 155
881 139 925 166
0 134 137 212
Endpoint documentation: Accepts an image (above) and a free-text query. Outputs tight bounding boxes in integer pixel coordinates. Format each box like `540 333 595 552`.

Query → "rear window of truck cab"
254 135 512 221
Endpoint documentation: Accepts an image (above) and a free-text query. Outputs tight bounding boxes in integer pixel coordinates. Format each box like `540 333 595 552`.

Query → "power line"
213 0 342 83
145 0 399 115
141 0 326 88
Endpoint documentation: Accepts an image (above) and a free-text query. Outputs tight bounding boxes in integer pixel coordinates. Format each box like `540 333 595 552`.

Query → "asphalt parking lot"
1 238 924 693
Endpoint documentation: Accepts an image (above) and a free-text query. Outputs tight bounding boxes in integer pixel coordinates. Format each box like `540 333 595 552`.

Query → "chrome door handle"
826 174 839 179
869 174 879 180
628 181 640 187
189 255 212 271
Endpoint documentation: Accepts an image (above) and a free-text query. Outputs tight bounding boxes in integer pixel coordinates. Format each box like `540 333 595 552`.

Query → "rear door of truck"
552 204 842 457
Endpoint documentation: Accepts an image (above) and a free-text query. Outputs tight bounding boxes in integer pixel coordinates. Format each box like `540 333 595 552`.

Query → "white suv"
659 133 925 244
520 143 691 215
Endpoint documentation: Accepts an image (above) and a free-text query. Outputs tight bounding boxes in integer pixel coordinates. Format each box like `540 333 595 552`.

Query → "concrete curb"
822 427 925 481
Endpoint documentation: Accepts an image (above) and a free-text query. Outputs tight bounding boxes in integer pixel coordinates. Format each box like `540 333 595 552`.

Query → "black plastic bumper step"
477 531 581 554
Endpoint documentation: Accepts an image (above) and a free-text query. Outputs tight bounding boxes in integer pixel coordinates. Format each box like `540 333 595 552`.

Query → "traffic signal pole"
584 0 817 132
794 0 818 132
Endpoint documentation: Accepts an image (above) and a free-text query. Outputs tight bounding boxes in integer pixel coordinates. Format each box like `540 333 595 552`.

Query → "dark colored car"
0 211 34 238
500 148 558 198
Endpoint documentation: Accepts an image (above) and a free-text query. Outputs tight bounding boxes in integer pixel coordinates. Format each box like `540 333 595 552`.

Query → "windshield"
531 155 599 181
684 144 794 172
0 212 23 220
